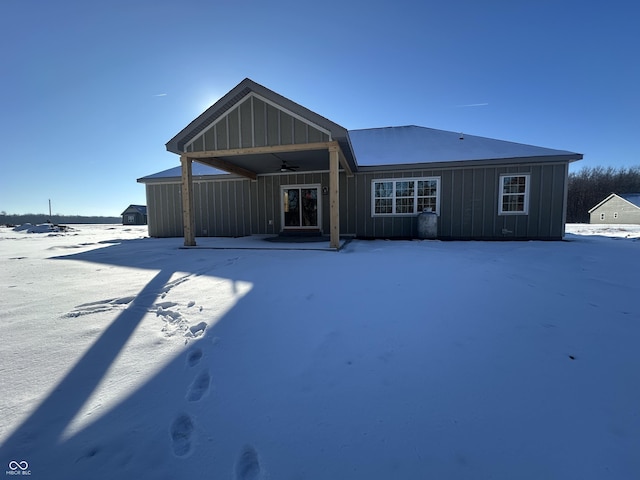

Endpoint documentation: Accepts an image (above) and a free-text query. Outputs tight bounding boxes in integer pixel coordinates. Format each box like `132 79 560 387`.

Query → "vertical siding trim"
231 181 237 235
246 181 251 235
261 177 267 233
277 110 281 145
227 180 231 234
237 104 242 149
550 164 558 236
460 169 465 236
481 168 487 237
211 182 217 235
450 171 454 237
217 182 223 234
250 96 255 148
538 165 544 236
561 163 569 236
490 168 496 236
203 183 207 236
471 168 475 236
263 102 268 146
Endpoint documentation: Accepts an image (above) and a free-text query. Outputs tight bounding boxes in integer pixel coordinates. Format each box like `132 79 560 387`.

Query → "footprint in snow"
186 370 211 402
160 274 192 298
186 348 203 367
236 445 261 480
170 414 194 457
187 321 207 337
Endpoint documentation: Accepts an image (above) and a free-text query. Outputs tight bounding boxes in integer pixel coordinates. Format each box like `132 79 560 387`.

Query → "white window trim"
498 174 530 216
371 177 441 217
600 212 605 220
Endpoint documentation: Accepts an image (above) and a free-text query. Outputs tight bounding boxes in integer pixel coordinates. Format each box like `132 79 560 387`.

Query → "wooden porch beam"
184 141 333 158
196 157 257 181
328 141 353 177
329 145 340 249
180 155 196 246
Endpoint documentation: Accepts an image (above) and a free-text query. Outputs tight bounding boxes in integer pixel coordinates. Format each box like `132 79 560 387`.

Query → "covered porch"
164 79 358 250
179 142 353 250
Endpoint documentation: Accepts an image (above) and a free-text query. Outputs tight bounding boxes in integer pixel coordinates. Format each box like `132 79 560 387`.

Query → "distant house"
588 194 640 224
138 78 582 246
121 205 147 225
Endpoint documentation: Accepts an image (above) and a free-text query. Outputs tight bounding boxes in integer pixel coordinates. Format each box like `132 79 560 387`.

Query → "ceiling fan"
279 160 299 172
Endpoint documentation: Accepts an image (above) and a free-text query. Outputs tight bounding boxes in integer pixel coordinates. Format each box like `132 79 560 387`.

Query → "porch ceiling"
184 141 353 180
196 149 330 175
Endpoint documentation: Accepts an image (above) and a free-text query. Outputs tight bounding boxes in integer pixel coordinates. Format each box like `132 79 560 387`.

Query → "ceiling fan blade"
280 162 299 172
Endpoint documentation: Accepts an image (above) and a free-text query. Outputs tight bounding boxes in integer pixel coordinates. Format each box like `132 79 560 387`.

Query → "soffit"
198 150 330 176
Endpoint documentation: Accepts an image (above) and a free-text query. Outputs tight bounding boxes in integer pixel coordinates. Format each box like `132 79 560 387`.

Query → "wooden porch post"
180 155 196 246
329 145 340 249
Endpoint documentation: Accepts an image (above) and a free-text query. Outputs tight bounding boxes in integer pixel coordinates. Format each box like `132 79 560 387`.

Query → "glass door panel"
300 188 318 226
283 189 300 227
282 187 319 228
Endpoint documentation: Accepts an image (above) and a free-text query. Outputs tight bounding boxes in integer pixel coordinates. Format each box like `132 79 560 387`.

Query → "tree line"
567 166 640 223
0 213 121 226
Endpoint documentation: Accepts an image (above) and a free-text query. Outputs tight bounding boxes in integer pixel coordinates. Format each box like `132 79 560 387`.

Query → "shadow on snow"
0 237 283 478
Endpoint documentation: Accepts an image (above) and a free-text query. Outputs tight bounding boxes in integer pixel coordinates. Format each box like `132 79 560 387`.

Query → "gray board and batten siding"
183 94 331 153
355 161 569 240
142 78 581 241
167 80 357 173
143 160 569 240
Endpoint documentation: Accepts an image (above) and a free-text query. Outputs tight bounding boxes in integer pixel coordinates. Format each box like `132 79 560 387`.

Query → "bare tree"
567 166 640 222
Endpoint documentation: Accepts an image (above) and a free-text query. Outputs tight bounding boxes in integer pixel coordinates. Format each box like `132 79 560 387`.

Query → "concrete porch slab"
179 234 349 251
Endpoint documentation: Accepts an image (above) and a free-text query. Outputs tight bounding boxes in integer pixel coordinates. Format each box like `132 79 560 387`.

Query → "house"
588 193 640 224
121 205 147 225
138 78 582 247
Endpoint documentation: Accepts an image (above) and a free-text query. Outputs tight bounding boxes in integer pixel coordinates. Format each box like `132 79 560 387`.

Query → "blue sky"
1 0 638 216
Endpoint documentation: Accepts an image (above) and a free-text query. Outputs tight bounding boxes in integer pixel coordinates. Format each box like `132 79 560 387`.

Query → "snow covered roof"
588 193 640 213
121 205 147 216
138 163 229 182
620 193 640 208
141 125 582 181
348 126 582 169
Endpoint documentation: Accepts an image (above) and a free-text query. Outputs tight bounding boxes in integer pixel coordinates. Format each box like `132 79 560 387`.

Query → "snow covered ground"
0 223 638 479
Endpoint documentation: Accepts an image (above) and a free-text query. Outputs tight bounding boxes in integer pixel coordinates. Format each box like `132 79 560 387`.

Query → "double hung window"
498 174 530 215
372 177 440 216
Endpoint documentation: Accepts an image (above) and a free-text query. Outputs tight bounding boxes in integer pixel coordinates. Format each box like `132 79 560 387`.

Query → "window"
600 213 605 220
372 177 440 216
498 174 530 215
613 212 618 219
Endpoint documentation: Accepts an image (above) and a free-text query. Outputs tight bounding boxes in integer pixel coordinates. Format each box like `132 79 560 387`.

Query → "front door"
282 185 321 230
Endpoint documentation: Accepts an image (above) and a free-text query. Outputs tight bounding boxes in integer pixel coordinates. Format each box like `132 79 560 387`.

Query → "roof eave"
589 193 640 213
137 173 238 184
588 193 618 213
165 79 256 154
358 154 582 172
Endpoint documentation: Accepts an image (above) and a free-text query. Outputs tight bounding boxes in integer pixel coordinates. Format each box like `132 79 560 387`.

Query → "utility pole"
49 199 52 218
